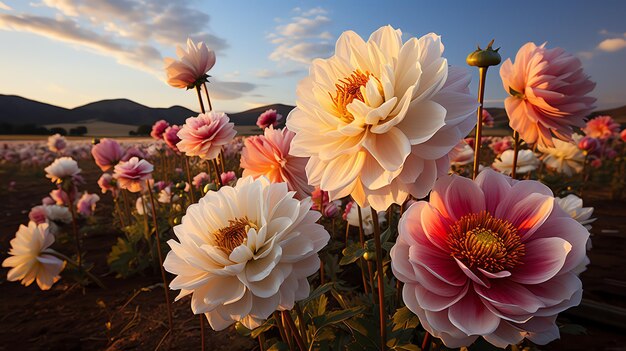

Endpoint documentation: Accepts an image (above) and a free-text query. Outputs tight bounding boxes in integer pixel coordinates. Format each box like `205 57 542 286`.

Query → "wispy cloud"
255 68 304 79
0 1 11 11
597 37 626 52
0 0 257 100
578 30 626 59
267 7 334 66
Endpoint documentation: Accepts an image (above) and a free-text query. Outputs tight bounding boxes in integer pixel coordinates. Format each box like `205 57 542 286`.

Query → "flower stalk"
511 131 521 179
370 208 387 351
45 249 105 288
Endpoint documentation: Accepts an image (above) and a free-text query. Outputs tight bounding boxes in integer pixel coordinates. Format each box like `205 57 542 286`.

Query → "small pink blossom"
489 137 513 155
29 206 48 224
97 173 116 195
48 134 67 153
50 189 74 206
256 109 283 129
583 115 620 140
91 138 123 171
482 109 494 127
577 136 601 154
121 146 146 162
590 158 602 168
163 125 182 152
177 112 236 159
500 43 596 147
76 192 100 217
113 157 154 193
220 171 237 185
192 172 211 189
164 38 216 89
240 127 312 199
151 120 170 140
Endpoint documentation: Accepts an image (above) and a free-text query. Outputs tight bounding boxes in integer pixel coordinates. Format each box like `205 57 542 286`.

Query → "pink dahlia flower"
97 173 116 195
151 120 170 140
489 137 513 155
113 157 154 193
29 205 48 224
220 171 237 185
192 172 211 189
163 125 182 152
500 43 596 148
91 138 123 171
240 127 312 199
121 146 146 162
391 169 588 348
177 112 236 159
256 109 283 129
582 115 620 140
76 192 100 217
577 136 600 154
164 38 216 89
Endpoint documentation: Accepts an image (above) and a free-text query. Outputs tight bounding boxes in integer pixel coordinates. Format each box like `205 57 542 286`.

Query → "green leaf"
560 323 587 335
250 320 275 338
267 341 290 351
392 307 420 331
301 282 333 305
340 242 366 266
313 306 367 331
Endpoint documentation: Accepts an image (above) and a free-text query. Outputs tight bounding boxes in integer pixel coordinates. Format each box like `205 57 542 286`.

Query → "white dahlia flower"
538 134 585 177
492 149 540 175
163 176 330 330
286 25 478 210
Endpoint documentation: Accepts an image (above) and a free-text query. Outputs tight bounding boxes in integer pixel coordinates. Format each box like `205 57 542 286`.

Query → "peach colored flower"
113 157 153 193
391 169 588 348
240 127 312 199
500 42 596 148
256 109 283 129
582 115 620 140
151 120 170 140
177 112 236 160
2 222 66 290
164 38 216 89
91 138 123 171
287 25 478 210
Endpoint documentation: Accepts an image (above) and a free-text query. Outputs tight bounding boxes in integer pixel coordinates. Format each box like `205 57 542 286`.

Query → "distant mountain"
0 95 72 124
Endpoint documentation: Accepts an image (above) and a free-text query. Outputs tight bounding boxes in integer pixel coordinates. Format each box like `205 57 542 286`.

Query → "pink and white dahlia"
151 120 170 140
76 192 100 217
45 157 81 184
164 38 216 89
91 138 123 171
287 25 478 210
177 112 236 160
113 157 153 193
256 109 283 129
2 222 66 290
500 42 596 148
240 127 312 199
47 133 67 153
390 169 589 348
163 177 330 330
583 115 620 140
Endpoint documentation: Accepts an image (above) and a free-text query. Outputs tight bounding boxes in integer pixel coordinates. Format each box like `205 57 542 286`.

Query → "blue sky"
0 0 625 113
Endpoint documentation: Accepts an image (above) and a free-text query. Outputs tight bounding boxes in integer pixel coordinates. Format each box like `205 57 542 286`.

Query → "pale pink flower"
177 112 236 159
583 115 620 140
76 192 100 217
500 42 596 148
240 127 312 199
151 120 170 140
50 189 74 206
163 125 182 152
47 134 67 153
256 109 283 129
42 197 55 206
164 38 216 89
2 222 65 290
482 109 494 127
45 157 81 184
322 201 340 218
391 170 588 348
220 171 237 185
192 172 211 189
97 173 116 194
287 26 478 210
113 157 154 193
91 138 123 171
29 206 48 224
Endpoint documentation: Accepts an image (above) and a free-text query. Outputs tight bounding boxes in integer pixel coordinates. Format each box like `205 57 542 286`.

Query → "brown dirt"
1 160 625 350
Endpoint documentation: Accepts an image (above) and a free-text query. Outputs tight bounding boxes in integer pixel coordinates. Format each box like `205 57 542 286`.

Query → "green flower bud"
466 39 501 67
203 183 217 194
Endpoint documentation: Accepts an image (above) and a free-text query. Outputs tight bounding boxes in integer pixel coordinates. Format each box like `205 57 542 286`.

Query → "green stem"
44 250 105 288
370 208 387 351
472 66 488 179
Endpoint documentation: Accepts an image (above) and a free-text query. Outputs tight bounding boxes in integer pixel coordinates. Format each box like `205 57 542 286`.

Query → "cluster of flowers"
0 136 92 168
3 24 610 350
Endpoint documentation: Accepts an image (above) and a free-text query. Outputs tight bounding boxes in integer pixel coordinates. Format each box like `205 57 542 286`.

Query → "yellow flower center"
213 217 257 254
447 211 525 273
330 69 373 123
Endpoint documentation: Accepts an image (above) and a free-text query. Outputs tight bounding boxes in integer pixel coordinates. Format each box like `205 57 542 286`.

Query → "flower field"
2 25 626 351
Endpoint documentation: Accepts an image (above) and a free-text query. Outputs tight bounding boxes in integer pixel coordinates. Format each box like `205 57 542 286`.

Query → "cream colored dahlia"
538 134 585 177
163 177 330 330
287 25 478 210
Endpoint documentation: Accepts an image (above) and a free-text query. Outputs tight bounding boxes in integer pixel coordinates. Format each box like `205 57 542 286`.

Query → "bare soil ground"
0 160 625 350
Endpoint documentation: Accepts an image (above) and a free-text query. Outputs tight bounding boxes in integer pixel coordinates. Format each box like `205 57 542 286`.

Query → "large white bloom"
163 177 330 330
2 222 65 290
44 157 81 184
492 149 540 175
538 134 585 177
287 25 478 211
